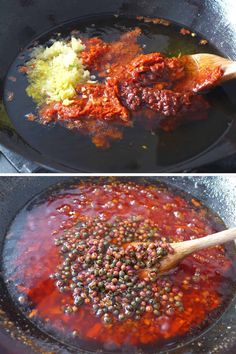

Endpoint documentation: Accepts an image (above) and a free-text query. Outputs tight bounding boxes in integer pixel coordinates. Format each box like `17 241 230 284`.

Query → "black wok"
1 0 236 172
0 176 236 353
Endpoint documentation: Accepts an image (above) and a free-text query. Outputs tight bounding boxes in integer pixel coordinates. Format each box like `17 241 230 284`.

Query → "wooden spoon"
132 227 236 275
176 53 236 92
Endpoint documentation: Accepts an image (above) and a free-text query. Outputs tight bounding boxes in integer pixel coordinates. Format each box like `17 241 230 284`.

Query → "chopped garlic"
26 37 90 105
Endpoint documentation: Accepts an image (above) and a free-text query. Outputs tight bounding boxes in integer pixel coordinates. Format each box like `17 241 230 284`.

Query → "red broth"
3 180 236 352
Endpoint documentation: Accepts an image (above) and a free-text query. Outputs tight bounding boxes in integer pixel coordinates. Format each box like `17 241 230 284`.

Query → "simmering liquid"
2 180 236 352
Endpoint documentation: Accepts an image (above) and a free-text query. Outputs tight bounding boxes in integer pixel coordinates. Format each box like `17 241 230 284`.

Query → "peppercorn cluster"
52 216 183 324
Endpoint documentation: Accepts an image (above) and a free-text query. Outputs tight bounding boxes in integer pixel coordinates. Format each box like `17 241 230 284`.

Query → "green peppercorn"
103 314 112 323
154 310 160 316
118 314 125 321
96 309 103 317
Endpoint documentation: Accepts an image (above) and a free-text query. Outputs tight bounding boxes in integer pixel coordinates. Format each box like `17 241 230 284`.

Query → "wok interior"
1 0 236 172
1 176 236 354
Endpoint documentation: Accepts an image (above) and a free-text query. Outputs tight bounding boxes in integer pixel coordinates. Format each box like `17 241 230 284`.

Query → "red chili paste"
81 28 142 77
4 181 234 351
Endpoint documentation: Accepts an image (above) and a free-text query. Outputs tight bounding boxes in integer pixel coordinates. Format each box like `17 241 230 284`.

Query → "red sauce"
3 181 235 351
115 53 209 130
37 28 223 148
41 83 129 122
81 28 142 77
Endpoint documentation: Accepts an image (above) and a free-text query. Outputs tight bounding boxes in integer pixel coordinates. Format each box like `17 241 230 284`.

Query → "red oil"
3 180 236 352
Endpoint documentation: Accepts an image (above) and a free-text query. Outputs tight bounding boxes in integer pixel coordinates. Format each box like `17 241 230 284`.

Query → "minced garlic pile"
26 37 90 105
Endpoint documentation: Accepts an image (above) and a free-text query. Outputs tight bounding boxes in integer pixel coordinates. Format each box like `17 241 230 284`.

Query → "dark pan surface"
1 177 236 354
1 0 236 172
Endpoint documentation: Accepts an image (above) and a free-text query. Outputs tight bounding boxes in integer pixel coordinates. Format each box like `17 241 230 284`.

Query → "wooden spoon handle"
171 227 236 256
221 62 236 82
